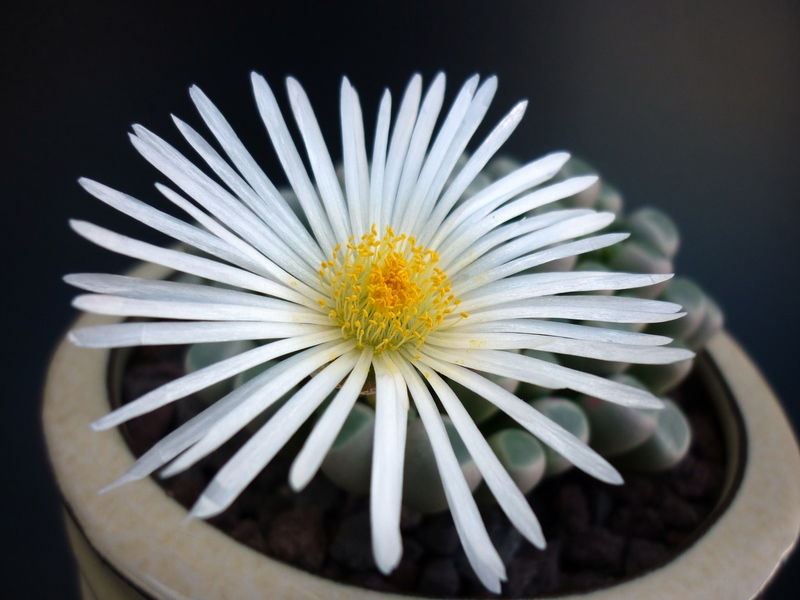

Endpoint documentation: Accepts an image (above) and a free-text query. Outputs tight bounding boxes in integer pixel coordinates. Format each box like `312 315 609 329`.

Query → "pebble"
418 558 461 598
415 511 460 557
624 538 670 574
610 506 664 539
562 526 625 570
328 510 374 571
266 507 326 572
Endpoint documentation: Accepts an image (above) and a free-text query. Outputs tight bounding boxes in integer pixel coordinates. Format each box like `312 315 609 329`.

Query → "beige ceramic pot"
44 262 800 600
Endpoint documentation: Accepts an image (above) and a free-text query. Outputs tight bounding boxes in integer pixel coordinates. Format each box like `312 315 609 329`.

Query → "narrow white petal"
458 272 675 313
369 90 392 231
382 74 422 225
369 353 408 574
188 348 360 518
66 273 298 308
393 72 445 228
427 332 694 364
453 318 673 346
251 72 337 254
286 77 351 243
70 321 328 348
437 175 598 267
184 87 324 266
73 294 330 325
451 295 685 325
400 74 479 235
400 357 506 592
340 78 368 237
130 125 317 284
453 233 629 295
423 345 664 409
401 360 545 549
289 346 374 490
78 178 267 277
413 351 623 485
101 363 275 490
449 211 616 281
164 339 357 478
449 209 595 279
425 152 570 250
91 332 342 431
172 116 322 268
154 182 324 297
69 220 317 308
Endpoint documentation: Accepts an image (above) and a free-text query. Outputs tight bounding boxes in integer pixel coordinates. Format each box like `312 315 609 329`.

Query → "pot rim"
43 262 800 600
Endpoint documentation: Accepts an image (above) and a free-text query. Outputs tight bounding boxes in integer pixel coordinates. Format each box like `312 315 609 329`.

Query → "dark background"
3 1 799 598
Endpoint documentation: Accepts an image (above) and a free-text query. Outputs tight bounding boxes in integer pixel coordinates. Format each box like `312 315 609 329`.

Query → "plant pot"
44 262 800 600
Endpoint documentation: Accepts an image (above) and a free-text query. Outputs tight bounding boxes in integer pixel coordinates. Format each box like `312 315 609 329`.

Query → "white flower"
67 72 692 592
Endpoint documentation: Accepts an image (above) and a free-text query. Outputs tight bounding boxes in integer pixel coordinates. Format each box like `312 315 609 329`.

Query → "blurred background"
2 1 798 597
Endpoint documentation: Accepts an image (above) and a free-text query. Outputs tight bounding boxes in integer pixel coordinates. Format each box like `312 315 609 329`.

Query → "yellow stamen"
318 225 464 354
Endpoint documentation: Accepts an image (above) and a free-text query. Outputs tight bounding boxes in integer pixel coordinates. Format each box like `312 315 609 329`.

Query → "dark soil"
116 344 727 598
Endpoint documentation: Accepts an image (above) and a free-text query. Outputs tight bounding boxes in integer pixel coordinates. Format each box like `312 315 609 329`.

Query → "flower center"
319 225 466 354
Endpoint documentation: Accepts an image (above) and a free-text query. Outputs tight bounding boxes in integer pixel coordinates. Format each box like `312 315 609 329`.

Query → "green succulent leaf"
610 399 691 472
646 277 708 340
609 240 673 299
486 428 546 494
184 339 256 403
595 182 624 215
579 374 659 457
529 397 590 477
320 402 375 494
403 415 482 514
629 339 693 395
627 207 680 259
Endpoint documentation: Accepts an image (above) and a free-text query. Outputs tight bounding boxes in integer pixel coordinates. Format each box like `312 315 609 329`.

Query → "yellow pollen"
318 225 463 353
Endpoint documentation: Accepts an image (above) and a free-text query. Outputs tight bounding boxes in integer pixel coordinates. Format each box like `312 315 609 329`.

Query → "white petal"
78 178 268 277
399 74 479 235
340 78 370 237
369 353 408 574
423 345 663 409
184 87 323 266
130 125 316 284
413 351 623 485
73 294 330 325
251 72 337 254
426 152 570 250
382 74 422 225
451 295 686 325
393 72 445 228
289 346 374 490
101 364 274 490
436 175 598 267
369 90 392 231
155 183 324 295
449 211 616 281
70 220 316 308
453 318 673 346
286 77 351 243
70 321 328 348
402 360 545 549
188 348 361 518
91 332 342 431
164 339 357 478
427 332 694 364
399 356 506 592
458 272 675 313
448 209 596 278
66 273 297 308
453 233 629 295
